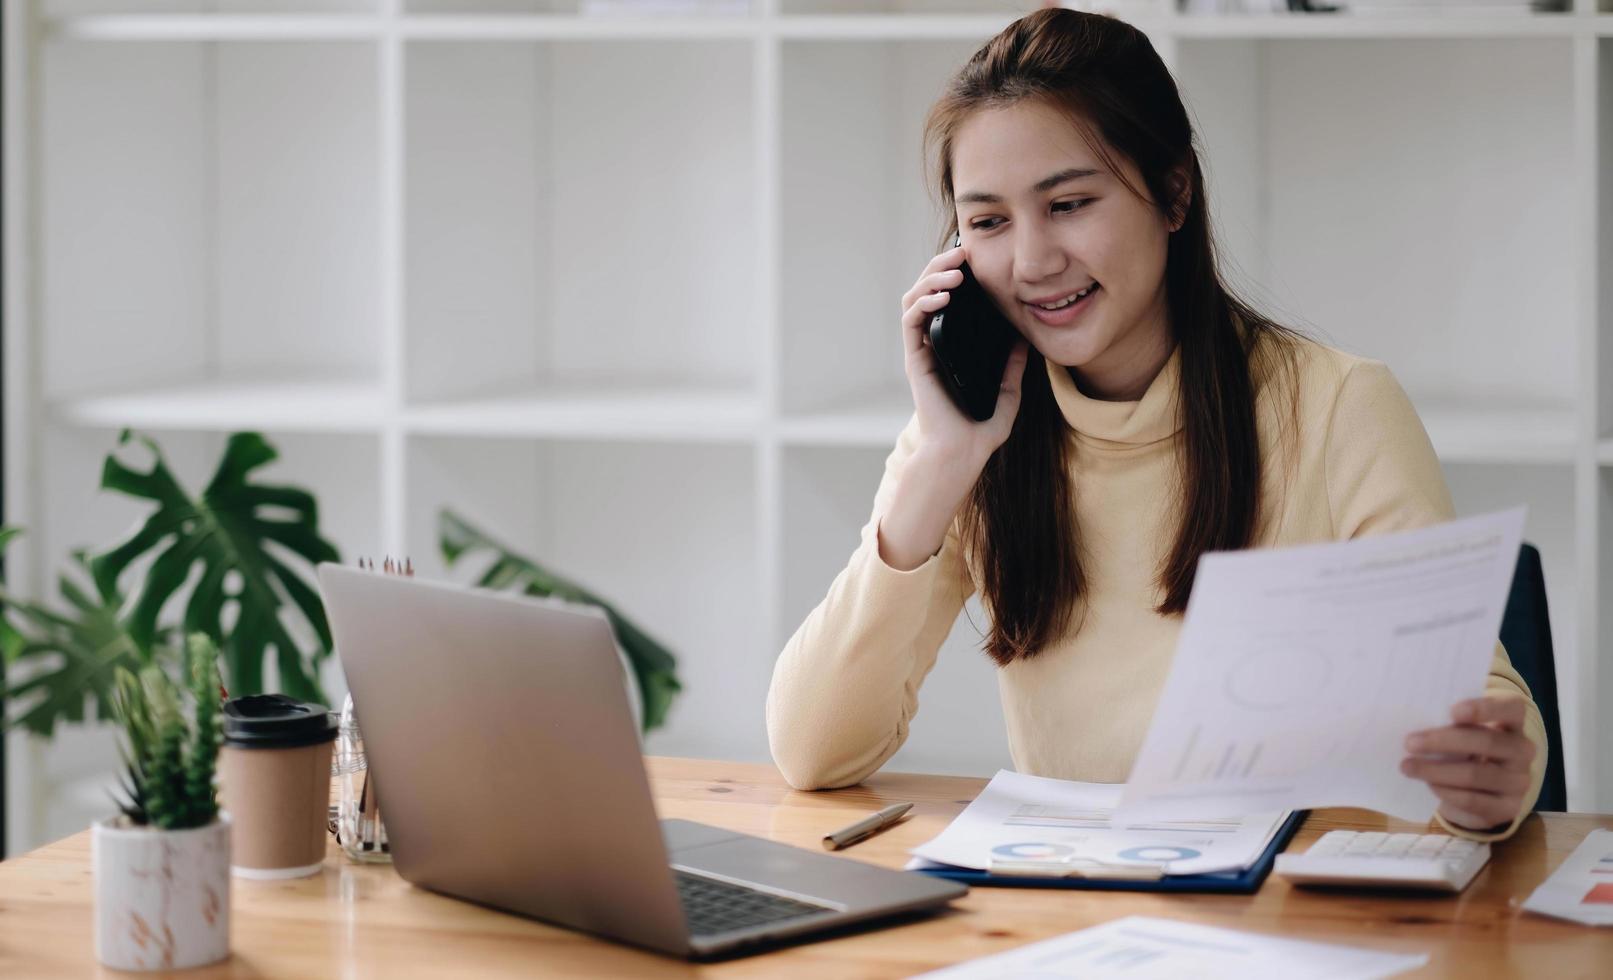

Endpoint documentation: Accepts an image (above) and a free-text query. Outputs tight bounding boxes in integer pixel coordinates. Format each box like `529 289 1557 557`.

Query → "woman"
766 8 1544 840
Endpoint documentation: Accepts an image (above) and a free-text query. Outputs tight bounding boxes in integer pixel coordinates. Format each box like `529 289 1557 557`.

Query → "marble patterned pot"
92 813 231 971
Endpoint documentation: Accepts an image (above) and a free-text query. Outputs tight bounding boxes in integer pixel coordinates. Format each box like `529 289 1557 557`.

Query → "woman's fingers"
1402 701 1536 832
1400 756 1531 796
992 339 1030 418
1404 725 1535 769
900 268 965 315
900 244 968 363
1451 695 1526 731
923 243 964 275
901 290 951 359
902 244 966 306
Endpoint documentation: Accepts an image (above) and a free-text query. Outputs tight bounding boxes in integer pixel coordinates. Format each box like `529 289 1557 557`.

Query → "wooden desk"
1 757 1608 977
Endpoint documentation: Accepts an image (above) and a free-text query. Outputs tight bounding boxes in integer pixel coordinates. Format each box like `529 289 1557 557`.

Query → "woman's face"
951 100 1183 397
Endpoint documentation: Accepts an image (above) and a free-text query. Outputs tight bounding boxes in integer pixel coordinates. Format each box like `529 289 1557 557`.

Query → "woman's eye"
968 199 1091 230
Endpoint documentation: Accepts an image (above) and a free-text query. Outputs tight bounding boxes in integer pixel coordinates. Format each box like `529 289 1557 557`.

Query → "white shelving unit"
4 0 1609 853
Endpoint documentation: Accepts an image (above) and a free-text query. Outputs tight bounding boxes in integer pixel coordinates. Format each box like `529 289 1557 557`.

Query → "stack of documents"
907 770 1292 882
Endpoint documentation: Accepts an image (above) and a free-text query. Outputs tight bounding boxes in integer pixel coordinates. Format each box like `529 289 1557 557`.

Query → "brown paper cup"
219 740 333 879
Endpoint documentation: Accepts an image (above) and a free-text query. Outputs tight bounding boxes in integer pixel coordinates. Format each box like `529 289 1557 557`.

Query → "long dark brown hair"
923 9 1300 666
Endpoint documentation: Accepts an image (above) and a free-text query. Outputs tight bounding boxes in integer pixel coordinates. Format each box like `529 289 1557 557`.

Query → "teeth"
1037 283 1098 310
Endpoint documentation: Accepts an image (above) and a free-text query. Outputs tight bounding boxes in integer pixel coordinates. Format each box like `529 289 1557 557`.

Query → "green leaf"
437 509 682 732
1 551 159 738
89 431 340 705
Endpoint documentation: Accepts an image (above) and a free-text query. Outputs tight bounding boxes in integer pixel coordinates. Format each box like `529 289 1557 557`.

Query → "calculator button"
1344 834 1383 856
1410 837 1447 858
1381 834 1419 857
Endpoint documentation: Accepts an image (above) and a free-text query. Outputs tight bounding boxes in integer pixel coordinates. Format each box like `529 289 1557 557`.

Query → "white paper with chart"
1522 829 1613 926
906 770 1289 877
1117 507 1526 824
912 916 1429 980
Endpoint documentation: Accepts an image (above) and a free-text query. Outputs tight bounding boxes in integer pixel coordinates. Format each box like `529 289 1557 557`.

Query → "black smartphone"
927 232 1020 422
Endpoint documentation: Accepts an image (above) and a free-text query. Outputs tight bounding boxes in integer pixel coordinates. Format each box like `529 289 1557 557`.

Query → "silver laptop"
317 564 966 960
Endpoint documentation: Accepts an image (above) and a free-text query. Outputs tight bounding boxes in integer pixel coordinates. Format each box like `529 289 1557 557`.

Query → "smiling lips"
1027 282 1100 310
1024 282 1101 326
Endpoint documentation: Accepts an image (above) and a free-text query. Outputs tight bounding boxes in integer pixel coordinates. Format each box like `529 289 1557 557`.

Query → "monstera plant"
1 430 339 737
1 430 682 739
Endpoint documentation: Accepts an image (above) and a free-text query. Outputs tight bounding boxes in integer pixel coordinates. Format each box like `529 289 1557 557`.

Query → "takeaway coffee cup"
218 694 339 879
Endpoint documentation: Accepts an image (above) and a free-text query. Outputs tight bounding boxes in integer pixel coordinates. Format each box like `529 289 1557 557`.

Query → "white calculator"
1274 831 1491 892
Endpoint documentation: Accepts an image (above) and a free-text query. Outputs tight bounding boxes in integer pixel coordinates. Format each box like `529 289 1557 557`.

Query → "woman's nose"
1013 230 1067 284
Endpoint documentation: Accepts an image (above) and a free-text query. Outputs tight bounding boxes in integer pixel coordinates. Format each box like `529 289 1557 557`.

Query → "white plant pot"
92 813 231 971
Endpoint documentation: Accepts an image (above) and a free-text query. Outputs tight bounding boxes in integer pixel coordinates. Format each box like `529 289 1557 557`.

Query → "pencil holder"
332 692 391 864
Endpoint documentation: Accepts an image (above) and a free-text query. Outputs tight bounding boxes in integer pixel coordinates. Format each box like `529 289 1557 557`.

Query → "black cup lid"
222 694 339 749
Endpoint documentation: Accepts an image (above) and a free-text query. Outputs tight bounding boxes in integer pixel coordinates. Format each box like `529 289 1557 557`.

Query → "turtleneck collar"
1045 343 1183 447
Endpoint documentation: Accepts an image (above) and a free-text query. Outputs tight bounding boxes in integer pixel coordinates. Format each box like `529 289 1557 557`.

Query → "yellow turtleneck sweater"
766 333 1547 841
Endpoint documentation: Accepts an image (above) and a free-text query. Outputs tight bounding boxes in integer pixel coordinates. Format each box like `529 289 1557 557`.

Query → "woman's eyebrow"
956 167 1102 205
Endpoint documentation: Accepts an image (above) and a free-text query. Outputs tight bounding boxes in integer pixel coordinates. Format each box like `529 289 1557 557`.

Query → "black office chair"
1498 543 1567 813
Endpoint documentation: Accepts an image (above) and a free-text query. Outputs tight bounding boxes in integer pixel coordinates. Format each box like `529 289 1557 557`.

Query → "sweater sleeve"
765 415 976 790
1323 360 1548 841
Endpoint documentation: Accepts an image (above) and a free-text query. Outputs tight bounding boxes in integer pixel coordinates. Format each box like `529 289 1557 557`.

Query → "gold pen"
822 802 914 851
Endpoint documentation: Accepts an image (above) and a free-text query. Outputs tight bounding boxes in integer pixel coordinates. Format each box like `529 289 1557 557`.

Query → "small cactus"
109 634 223 830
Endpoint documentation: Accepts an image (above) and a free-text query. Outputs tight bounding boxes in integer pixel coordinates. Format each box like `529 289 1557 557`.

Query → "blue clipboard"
912 810 1309 894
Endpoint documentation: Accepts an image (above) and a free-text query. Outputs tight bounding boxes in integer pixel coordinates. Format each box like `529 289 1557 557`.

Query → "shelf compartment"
778 38 982 416
1176 36 1578 420
40 38 381 401
404 39 758 403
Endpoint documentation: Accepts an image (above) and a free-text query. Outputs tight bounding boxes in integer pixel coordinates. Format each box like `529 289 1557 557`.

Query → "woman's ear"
1166 163 1193 233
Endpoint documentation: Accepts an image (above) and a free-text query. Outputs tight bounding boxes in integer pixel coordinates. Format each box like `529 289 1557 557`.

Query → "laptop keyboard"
673 869 831 936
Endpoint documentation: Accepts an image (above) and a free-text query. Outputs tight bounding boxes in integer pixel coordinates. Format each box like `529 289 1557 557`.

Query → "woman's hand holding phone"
901 243 1031 463
877 243 1030 572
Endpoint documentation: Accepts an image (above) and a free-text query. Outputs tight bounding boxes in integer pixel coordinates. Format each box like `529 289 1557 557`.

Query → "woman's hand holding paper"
1401 696 1536 833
